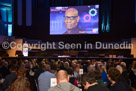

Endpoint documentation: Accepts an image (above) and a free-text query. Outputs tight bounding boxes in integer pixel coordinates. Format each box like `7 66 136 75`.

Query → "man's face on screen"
64 8 79 30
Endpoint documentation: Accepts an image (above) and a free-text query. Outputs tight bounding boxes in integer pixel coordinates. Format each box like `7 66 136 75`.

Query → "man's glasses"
64 16 78 20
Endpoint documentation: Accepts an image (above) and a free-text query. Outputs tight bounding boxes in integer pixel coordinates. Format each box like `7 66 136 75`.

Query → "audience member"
48 70 80 91
108 67 132 91
67 67 78 86
82 71 110 91
38 64 55 91
1 65 17 90
8 67 31 91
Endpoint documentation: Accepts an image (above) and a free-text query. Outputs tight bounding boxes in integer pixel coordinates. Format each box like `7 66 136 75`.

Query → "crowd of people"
0 58 136 91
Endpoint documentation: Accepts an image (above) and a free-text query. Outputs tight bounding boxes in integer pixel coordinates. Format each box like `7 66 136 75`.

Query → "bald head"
56 70 69 83
64 8 80 30
65 8 78 16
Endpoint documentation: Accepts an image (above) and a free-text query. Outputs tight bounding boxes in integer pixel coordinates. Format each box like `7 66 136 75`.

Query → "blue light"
106 23 110 32
17 0 22 26
106 15 110 32
101 16 105 32
1 8 7 22
4 24 7 28
0 1 12 36
8 24 12 36
26 0 32 26
0 2 11 7
95 5 99 8
8 9 12 22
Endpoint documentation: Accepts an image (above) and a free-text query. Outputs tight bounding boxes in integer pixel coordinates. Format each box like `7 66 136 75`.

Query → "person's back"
110 81 132 91
87 84 109 91
34 67 44 82
0 64 10 78
8 67 31 91
69 77 78 86
1 65 17 90
48 82 80 91
82 71 109 91
2 72 16 90
108 68 132 91
67 67 78 86
101 71 109 83
8 77 31 91
38 65 55 91
48 70 80 91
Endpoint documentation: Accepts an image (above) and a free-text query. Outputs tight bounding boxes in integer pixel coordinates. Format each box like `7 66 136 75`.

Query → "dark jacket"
110 81 132 91
64 26 87 34
69 77 78 86
87 84 110 91
1 72 17 90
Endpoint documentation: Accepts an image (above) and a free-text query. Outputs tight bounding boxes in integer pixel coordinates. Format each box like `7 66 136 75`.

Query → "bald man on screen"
64 8 87 34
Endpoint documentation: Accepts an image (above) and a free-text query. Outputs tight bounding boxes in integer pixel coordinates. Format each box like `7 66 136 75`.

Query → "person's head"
11 59 18 65
134 64 136 69
43 64 51 71
120 62 126 67
2 62 8 68
75 65 80 73
108 67 121 84
71 61 76 68
88 65 95 72
64 8 80 30
82 71 96 90
116 65 123 74
99 65 107 73
132 61 136 69
8 76 31 91
64 62 69 68
17 67 26 77
10 65 17 72
56 70 69 84
94 70 101 80
67 67 74 75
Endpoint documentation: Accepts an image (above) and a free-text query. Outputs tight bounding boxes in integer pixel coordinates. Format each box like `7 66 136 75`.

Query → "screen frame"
49 5 100 35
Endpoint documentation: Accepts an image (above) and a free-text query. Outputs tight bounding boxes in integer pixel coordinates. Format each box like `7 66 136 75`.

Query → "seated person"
82 71 110 91
108 67 132 91
67 67 78 86
48 70 80 91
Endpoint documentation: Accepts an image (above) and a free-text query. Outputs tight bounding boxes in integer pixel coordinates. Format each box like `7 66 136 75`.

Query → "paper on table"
50 78 57 87
79 69 83 75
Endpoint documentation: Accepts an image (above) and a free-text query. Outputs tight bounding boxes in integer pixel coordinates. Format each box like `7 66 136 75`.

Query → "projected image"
50 5 99 35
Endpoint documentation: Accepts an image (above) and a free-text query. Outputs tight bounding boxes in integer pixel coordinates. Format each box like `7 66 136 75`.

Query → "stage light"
8 24 12 36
